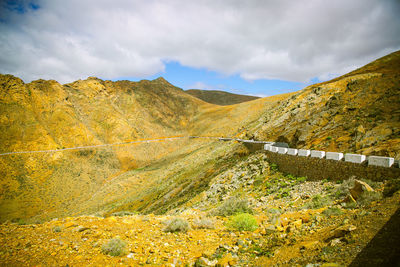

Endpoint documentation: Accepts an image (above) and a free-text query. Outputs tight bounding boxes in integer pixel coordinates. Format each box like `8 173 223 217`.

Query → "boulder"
331 224 357 239
349 179 374 200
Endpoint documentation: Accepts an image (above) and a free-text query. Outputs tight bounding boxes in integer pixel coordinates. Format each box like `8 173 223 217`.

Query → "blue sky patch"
115 61 316 97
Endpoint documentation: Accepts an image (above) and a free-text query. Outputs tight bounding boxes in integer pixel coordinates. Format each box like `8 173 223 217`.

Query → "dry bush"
163 217 190 233
101 238 127 256
213 197 253 217
192 218 215 229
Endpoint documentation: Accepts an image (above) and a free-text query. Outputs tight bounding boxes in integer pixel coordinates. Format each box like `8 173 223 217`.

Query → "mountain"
185 89 260 105
0 51 400 266
0 74 276 222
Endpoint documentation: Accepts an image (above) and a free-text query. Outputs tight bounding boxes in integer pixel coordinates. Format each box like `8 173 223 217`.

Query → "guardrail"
264 144 398 168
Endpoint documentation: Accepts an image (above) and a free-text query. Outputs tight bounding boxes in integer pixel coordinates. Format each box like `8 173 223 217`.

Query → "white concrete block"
287 148 298 156
277 147 288 154
345 153 366 163
326 152 344 161
298 149 311 157
310 150 325 158
368 156 394 167
264 144 272 151
269 146 279 153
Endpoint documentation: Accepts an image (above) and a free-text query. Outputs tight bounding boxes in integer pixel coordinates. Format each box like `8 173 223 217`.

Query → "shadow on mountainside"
349 205 400 267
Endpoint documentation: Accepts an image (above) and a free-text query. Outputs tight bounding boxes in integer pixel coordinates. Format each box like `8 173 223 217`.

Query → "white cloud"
0 0 399 84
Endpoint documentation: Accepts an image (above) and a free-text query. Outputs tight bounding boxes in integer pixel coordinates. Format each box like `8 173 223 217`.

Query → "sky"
0 0 399 97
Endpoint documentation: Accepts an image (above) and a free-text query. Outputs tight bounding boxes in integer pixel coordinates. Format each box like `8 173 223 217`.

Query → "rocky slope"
185 89 259 105
247 50 400 159
1 153 399 266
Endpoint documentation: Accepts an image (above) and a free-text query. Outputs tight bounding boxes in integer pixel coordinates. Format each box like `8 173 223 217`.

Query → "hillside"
0 74 274 223
1 51 400 266
246 50 400 159
185 89 260 105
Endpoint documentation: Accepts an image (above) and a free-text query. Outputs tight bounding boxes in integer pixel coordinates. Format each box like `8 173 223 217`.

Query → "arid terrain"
185 89 259 106
0 51 399 266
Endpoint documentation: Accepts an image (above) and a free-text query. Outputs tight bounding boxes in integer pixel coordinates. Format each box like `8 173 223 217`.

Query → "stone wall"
263 150 400 182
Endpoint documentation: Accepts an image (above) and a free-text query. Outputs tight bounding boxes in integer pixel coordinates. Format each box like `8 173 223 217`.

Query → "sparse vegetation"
270 163 279 172
192 217 215 229
163 217 190 233
357 191 382 207
333 178 355 199
226 213 258 231
101 238 127 256
14 219 27 225
322 206 343 216
359 178 381 190
52 226 62 233
303 194 333 209
342 201 358 209
213 197 253 217
110 211 136 217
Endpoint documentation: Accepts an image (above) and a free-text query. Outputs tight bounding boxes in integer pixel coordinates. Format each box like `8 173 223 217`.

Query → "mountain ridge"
185 89 260 105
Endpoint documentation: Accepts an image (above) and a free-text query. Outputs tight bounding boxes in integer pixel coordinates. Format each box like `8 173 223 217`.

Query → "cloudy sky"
1 0 399 96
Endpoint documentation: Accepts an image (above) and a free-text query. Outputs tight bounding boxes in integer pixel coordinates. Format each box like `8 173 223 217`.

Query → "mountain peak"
153 76 168 83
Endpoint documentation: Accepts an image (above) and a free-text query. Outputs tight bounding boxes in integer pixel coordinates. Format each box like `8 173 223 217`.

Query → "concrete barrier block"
269 146 279 153
264 144 272 151
277 147 288 154
326 152 344 161
345 153 366 163
298 149 311 157
311 150 325 158
368 156 394 167
287 148 298 156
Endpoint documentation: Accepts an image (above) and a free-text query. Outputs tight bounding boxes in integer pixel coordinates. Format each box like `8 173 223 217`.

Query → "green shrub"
101 238 127 256
270 163 279 172
226 213 258 231
192 218 215 229
52 226 62 233
213 197 253 217
303 194 333 209
296 176 307 183
286 174 307 183
163 217 190 233
17 219 27 225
